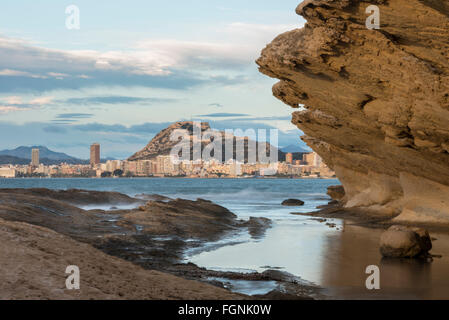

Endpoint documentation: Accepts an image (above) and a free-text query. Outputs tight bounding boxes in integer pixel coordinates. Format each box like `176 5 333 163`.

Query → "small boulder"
380 225 432 258
281 199 305 206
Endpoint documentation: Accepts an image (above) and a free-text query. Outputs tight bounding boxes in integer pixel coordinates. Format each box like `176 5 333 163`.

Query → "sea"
2 177 449 299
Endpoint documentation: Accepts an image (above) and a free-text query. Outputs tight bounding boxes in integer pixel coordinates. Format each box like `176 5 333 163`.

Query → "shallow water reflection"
190 219 449 299
322 222 449 299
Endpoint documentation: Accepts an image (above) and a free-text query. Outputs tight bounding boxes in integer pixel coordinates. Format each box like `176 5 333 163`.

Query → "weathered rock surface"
0 188 280 299
327 185 345 201
0 188 138 205
130 198 238 238
380 225 432 258
134 193 173 201
0 217 242 300
257 0 449 223
282 199 305 206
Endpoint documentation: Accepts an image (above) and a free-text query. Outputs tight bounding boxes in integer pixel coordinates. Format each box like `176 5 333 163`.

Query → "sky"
0 0 306 159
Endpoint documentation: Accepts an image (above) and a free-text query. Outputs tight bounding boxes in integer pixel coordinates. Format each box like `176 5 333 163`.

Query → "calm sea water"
2 177 449 299
0 177 335 215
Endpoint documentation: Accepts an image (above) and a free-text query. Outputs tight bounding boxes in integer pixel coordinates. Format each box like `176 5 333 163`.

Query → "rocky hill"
128 121 289 162
257 0 449 223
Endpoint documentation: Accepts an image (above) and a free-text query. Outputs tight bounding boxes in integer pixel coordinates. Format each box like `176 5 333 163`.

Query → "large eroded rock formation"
257 0 449 223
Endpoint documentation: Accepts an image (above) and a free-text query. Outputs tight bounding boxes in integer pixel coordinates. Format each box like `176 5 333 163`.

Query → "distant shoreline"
0 176 337 180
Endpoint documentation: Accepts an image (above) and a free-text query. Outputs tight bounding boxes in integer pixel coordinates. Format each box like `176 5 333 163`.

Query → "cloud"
134 39 253 70
29 96 53 105
0 69 210 93
0 22 295 93
5 96 23 105
0 34 246 93
0 119 307 159
0 106 21 114
61 96 177 105
195 114 292 121
196 113 251 118
0 69 45 78
208 103 223 108
0 95 53 113
43 126 68 133
70 122 174 135
55 113 94 119
234 116 292 121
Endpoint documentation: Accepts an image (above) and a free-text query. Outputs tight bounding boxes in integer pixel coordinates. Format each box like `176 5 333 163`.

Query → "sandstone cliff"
257 0 449 223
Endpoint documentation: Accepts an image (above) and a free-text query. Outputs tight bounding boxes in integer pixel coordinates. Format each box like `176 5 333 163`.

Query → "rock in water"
282 199 305 206
380 225 432 258
257 1 449 224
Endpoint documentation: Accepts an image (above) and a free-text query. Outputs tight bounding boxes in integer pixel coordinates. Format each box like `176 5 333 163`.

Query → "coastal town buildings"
0 166 16 178
0 146 334 178
0 151 335 179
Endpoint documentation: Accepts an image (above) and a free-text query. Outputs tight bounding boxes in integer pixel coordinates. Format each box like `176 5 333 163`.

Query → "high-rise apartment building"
303 152 322 167
90 143 100 167
285 152 293 164
31 148 40 166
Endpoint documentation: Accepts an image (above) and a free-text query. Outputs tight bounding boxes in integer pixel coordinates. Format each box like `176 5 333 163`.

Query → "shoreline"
299 203 449 234
0 187 320 300
0 176 337 180
3 185 447 300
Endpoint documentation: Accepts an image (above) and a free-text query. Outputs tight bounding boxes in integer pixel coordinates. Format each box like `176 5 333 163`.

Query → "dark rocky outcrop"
0 188 138 205
130 198 238 239
282 199 305 206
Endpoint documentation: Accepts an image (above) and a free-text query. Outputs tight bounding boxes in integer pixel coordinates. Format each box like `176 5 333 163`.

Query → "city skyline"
0 148 333 179
0 135 331 178
0 0 308 159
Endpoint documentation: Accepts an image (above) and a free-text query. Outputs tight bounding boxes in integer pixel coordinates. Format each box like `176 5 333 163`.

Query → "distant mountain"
0 146 119 165
280 144 310 153
0 146 79 161
128 121 289 162
0 155 30 165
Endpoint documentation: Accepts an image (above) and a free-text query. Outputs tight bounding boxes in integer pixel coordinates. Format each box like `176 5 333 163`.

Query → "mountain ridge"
0 146 78 161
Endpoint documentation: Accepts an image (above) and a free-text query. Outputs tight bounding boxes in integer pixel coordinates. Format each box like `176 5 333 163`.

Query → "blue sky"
0 0 306 159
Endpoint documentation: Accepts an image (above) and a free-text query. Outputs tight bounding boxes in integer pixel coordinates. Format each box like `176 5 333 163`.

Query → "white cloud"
0 69 46 78
0 106 21 114
0 96 53 114
0 22 298 80
47 72 69 79
29 96 53 105
5 96 23 105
